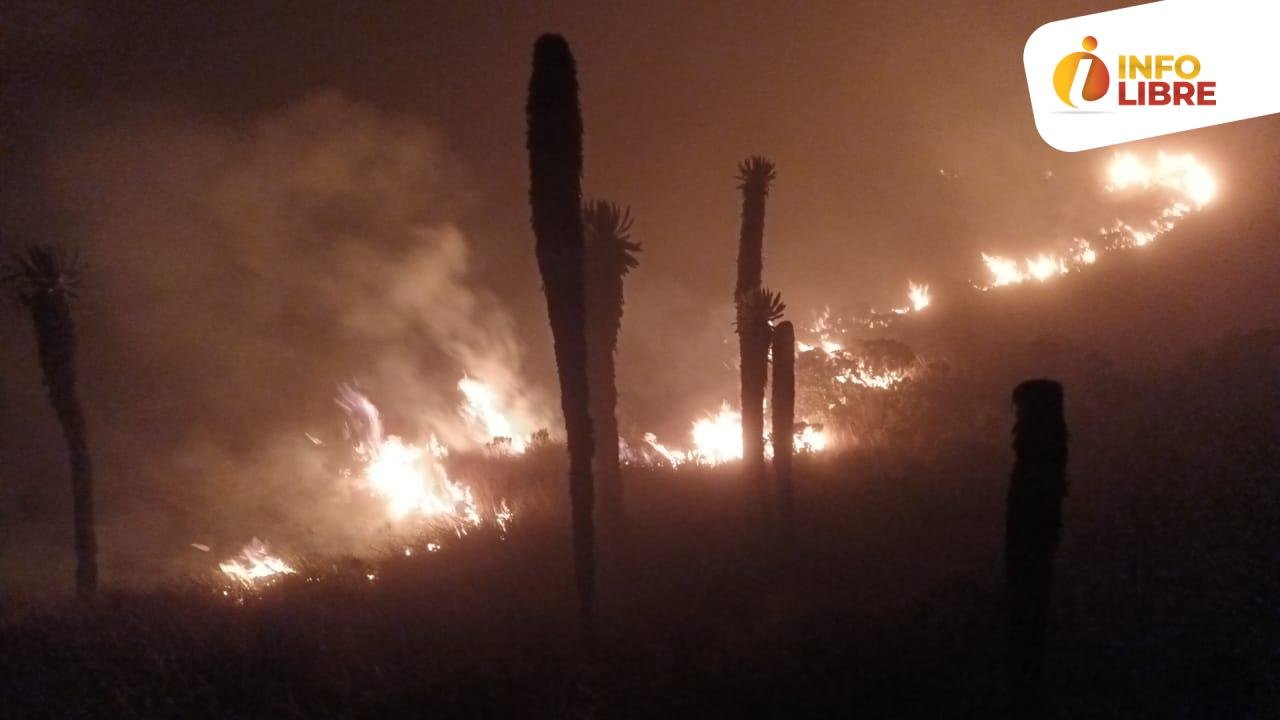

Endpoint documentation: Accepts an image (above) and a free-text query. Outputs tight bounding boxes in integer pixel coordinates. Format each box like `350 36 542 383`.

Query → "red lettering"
1111 80 1215 107
1148 82 1170 105
1198 81 1216 105
1118 82 1137 105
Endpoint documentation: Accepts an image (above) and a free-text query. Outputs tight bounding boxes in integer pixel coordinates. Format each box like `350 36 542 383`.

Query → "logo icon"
1053 36 1110 107
1024 2 1275 151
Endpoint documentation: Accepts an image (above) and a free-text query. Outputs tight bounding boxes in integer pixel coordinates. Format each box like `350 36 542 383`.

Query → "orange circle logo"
1054 36 1110 107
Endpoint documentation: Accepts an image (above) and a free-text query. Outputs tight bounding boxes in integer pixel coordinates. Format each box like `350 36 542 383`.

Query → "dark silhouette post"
1005 379 1069 718
733 157 774 299
526 34 596 638
8 246 98 601
771 321 796 544
733 157 776 506
583 200 640 529
735 288 784 513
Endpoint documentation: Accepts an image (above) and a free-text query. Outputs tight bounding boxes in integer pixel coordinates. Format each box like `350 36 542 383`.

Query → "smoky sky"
2 1 1279 595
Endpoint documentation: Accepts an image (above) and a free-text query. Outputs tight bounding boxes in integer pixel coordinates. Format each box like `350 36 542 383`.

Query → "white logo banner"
1024 0 1279 151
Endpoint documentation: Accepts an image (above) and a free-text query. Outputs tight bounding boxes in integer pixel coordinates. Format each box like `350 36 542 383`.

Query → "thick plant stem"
527 34 595 639
771 321 795 545
583 200 639 531
1006 379 1068 719
733 158 776 510
14 247 98 602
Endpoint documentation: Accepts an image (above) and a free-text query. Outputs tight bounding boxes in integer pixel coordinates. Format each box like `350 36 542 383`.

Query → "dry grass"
3 337 1278 718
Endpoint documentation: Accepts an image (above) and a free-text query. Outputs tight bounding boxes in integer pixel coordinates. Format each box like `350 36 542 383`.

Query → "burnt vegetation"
2 326 1276 718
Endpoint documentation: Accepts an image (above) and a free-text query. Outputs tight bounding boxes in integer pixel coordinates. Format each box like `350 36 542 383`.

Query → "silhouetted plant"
733 157 776 506
733 156 775 299
1005 379 1069 719
5 246 97 601
526 34 595 637
736 287 784 508
583 200 640 527
771 320 796 543
527 428 553 452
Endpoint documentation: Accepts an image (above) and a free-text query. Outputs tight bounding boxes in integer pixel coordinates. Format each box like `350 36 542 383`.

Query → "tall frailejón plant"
1005 379 1069 719
734 156 775 299
8 246 98 601
526 34 596 636
771 320 796 542
583 200 640 526
733 157 776 500
735 287 784 508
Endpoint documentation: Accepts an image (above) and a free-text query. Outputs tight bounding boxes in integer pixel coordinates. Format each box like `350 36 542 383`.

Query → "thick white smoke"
0 91 549 592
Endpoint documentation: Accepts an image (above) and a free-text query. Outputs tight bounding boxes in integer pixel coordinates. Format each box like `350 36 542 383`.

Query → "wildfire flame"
1106 150 1216 209
795 425 827 452
338 384 482 526
690 403 746 464
218 150 1216 585
836 361 908 390
216 385 520 586
981 253 1027 287
1074 238 1098 265
643 402 829 467
908 282 931 312
661 152 1211 465
802 338 914 391
219 538 296 585
458 377 528 452
642 432 686 466
977 151 1215 290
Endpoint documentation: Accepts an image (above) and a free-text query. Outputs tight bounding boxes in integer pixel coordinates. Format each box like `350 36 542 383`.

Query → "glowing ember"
219 538 296 585
458 377 527 452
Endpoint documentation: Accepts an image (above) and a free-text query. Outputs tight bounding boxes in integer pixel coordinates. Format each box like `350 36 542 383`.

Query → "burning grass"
4 335 1277 718
0 143 1266 715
